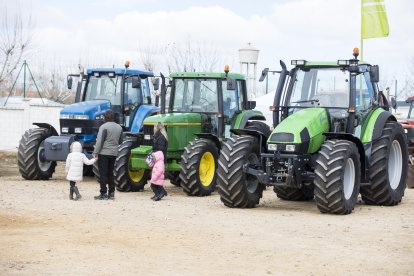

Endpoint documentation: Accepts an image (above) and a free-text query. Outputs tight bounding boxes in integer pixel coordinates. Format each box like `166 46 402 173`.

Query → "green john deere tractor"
217 49 408 214
114 67 271 195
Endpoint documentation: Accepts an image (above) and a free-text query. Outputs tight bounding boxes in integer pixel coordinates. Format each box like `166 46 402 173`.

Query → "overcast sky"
2 0 414 96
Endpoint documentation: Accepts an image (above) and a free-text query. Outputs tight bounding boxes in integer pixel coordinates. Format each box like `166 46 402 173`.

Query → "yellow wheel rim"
128 155 144 183
199 151 215 187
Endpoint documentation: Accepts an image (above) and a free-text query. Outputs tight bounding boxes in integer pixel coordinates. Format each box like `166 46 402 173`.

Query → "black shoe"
73 186 82 201
108 193 115 200
69 186 74 200
94 194 108 200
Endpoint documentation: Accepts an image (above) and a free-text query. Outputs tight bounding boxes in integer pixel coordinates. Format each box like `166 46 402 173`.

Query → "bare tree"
163 40 222 73
0 3 33 92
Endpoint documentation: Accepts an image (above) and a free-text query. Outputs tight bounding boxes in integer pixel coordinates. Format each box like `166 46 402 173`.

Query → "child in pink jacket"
147 151 167 201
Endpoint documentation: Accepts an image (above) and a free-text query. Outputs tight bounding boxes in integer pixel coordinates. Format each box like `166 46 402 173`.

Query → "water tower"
239 43 259 99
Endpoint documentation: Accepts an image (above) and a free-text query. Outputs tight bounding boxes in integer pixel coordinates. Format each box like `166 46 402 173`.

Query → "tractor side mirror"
131 77 141 88
247 100 256 110
67 76 73 90
391 97 397 110
370 65 379 83
259 68 269 82
152 78 160 91
227 78 236 90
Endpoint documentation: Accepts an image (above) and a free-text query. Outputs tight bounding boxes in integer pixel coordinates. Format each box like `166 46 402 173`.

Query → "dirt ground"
0 151 413 276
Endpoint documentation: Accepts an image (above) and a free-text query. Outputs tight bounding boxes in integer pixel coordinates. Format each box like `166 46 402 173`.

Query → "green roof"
169 72 245 80
301 60 371 68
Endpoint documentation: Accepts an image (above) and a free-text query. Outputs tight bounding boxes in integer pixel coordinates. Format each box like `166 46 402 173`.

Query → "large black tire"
273 185 314 201
314 140 361 215
217 135 264 208
360 122 408 205
165 171 181 187
179 138 219 196
18 128 56 180
245 121 271 138
114 137 150 192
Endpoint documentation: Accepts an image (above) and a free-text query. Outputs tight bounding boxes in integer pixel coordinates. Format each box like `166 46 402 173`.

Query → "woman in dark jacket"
153 122 168 159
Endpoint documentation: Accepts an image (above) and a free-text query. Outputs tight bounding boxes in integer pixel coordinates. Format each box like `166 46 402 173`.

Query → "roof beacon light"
353 48 359 59
224 65 230 74
291 60 306 66
125 60 130 69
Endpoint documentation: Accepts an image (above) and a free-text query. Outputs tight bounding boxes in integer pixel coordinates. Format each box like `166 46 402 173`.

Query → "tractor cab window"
289 68 349 109
172 78 218 113
124 77 149 105
84 75 122 105
222 80 240 118
355 70 374 111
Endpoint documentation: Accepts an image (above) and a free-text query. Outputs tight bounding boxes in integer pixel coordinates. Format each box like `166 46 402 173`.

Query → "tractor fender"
129 105 160 134
324 132 369 183
230 128 268 149
195 133 221 151
32 123 59 136
371 111 396 141
232 110 266 129
361 109 396 143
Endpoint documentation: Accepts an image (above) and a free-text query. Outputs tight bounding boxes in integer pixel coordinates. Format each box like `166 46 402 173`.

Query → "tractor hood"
60 100 111 120
267 108 329 154
143 113 201 125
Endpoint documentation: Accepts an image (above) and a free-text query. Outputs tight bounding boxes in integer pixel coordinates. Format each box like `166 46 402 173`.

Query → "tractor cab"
168 71 250 138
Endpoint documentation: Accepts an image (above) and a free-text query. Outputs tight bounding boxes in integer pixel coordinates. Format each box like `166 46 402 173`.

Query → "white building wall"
0 101 63 151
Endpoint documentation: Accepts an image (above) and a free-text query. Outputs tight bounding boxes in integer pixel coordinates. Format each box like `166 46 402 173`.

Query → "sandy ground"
0 151 413 276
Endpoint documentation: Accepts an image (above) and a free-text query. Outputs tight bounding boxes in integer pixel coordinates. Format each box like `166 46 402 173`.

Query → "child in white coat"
65 141 97 200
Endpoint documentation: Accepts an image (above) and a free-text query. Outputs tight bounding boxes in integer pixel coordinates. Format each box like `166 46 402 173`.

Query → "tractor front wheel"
314 140 360 215
217 135 264 208
18 128 56 180
179 138 219 196
165 171 181 187
114 137 150 192
361 122 408 205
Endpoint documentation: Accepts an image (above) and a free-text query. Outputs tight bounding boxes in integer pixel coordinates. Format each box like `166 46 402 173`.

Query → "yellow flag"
362 0 389 39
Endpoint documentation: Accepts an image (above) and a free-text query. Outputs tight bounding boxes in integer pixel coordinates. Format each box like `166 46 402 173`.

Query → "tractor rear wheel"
114 137 150 192
179 138 219 196
273 185 314 201
165 171 181 187
217 135 264 208
18 128 56 180
245 121 271 138
361 122 408 205
314 140 360 215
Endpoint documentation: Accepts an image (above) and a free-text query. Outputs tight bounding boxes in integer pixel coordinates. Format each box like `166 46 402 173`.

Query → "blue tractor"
17 63 160 180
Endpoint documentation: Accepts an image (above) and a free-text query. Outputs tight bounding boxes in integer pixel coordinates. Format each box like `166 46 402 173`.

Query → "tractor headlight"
291 60 306 66
285 145 296 152
61 127 69 133
267 144 277 151
60 114 72 119
74 127 82 133
73 114 89 120
144 134 151 140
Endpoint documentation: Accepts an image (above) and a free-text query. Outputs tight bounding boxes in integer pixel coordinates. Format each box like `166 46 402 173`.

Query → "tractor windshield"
289 68 349 108
172 78 218 113
84 75 122 105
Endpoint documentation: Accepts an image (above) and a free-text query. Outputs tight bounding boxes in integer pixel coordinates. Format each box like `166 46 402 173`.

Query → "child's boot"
69 186 74 200
150 184 157 200
73 186 82 201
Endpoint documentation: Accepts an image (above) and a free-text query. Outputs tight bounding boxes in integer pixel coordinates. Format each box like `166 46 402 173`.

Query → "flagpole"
360 0 363 60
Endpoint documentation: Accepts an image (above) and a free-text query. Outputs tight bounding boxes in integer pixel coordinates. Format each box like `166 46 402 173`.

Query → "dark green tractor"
217 49 408 214
114 67 271 195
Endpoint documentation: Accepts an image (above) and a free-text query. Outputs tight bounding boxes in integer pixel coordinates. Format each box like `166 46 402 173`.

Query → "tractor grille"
142 125 154 146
